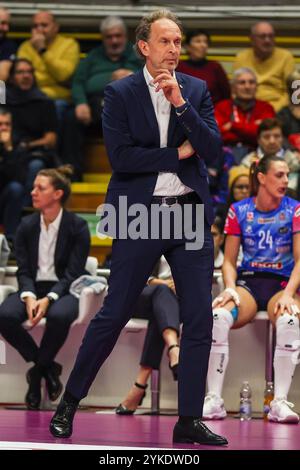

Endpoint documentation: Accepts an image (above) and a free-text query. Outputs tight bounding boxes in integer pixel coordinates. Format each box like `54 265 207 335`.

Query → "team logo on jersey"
244 238 255 246
279 212 286 221
258 217 275 224
251 261 283 269
275 237 287 245
276 246 290 254
246 212 254 222
279 226 289 234
245 225 252 234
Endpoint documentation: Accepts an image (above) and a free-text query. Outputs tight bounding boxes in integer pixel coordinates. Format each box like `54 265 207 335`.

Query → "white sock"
207 347 229 397
274 348 297 400
207 307 233 397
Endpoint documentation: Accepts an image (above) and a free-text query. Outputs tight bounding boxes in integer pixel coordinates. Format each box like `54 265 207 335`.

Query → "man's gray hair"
100 16 127 34
135 9 182 60
231 67 257 85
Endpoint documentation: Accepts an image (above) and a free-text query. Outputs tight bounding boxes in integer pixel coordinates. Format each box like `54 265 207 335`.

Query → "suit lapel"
167 73 185 146
132 69 160 146
32 215 41 273
55 210 68 266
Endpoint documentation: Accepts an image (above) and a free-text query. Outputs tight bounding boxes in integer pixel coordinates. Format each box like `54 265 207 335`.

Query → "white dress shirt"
36 208 63 282
143 66 193 196
21 209 63 302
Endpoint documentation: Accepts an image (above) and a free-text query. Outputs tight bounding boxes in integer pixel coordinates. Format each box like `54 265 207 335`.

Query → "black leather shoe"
25 366 42 410
173 419 228 445
49 398 78 438
43 362 63 401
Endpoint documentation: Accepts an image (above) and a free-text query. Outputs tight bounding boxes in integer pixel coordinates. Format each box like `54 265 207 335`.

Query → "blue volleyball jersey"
224 196 300 277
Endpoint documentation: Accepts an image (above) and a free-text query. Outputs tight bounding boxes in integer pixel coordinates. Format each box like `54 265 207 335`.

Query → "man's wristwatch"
46 294 55 305
175 99 190 116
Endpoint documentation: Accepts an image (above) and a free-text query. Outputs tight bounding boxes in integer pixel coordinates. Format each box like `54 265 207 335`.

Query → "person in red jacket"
215 67 275 163
177 30 230 105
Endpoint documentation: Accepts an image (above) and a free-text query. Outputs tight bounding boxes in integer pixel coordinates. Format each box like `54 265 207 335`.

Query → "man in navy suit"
50 9 228 446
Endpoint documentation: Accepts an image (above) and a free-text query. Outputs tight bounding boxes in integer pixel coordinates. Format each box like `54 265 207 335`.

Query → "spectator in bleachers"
215 165 250 227
115 256 180 415
17 10 80 122
234 22 295 112
0 166 90 410
176 29 230 104
215 67 275 163
277 70 300 151
203 155 300 424
61 16 142 180
241 118 300 192
0 8 17 81
7 58 59 204
0 108 24 243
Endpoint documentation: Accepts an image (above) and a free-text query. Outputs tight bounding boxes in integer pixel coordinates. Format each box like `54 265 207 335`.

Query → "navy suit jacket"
102 68 222 226
15 210 90 298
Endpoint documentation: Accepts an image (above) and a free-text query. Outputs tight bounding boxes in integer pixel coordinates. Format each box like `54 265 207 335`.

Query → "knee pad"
212 307 234 346
276 314 300 352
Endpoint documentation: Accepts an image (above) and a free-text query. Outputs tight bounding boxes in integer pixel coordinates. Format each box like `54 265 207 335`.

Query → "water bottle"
239 381 252 421
263 381 274 421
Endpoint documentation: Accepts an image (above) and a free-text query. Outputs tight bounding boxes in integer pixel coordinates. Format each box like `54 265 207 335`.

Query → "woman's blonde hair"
37 165 73 204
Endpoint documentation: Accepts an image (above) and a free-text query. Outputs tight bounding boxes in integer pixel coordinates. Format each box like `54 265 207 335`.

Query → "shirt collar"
257 147 285 159
40 208 63 231
143 64 176 88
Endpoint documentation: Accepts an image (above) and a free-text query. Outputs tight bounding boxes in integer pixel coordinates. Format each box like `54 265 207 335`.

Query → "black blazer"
102 69 222 226
15 210 90 298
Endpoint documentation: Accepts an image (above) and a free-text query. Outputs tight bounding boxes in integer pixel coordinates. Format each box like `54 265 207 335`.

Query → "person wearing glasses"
6 58 58 205
234 22 295 112
214 67 275 164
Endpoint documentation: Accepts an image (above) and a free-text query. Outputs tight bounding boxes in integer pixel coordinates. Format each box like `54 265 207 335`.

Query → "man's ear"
54 189 64 201
138 39 148 57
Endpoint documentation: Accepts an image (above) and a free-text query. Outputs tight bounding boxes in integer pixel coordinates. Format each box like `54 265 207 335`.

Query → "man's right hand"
25 297 38 324
31 30 46 52
178 140 195 160
75 104 92 125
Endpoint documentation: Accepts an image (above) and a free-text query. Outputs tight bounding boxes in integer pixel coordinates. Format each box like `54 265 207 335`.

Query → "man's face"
139 18 182 74
0 114 11 133
258 127 283 155
102 26 127 59
233 72 257 101
13 61 34 90
251 22 275 58
186 34 208 60
32 12 58 44
0 10 10 39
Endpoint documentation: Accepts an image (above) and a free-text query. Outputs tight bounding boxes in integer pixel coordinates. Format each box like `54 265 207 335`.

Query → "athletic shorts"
236 271 296 311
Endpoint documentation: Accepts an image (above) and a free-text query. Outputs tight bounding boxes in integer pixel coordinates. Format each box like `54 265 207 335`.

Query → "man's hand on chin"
152 68 185 107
